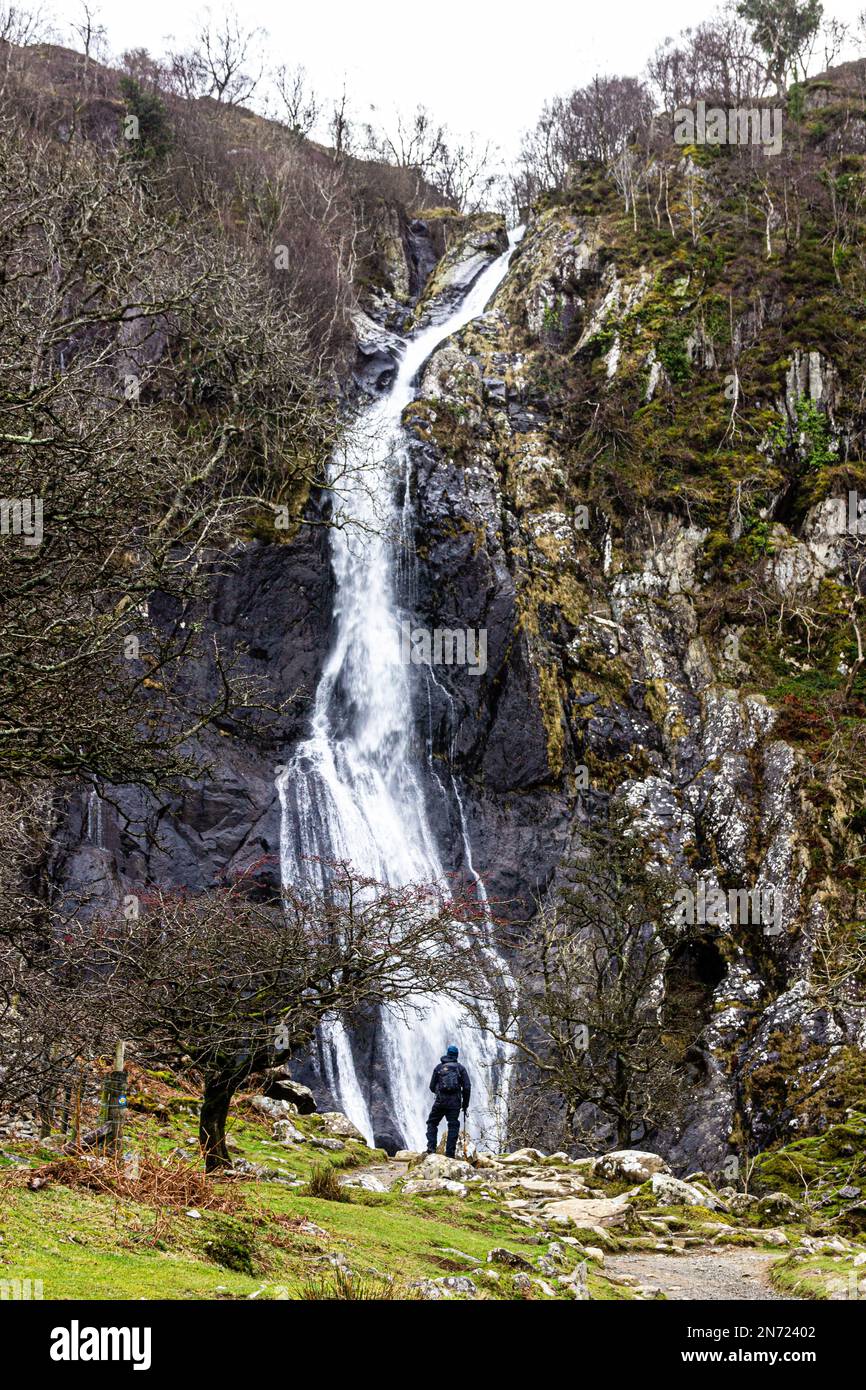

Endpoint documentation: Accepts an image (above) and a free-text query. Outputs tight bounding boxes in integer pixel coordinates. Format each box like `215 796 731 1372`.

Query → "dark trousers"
426 1100 462 1157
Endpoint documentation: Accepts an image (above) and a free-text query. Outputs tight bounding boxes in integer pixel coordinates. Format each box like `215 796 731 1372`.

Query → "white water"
277 229 522 1149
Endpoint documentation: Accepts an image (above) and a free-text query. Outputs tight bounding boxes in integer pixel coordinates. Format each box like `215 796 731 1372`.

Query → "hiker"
426 1045 471 1158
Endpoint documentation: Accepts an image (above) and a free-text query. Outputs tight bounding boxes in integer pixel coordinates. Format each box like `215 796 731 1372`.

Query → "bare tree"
69 0 107 77
120 47 166 92
647 15 769 110
328 82 354 159
270 63 319 138
435 134 499 213
0 2 51 93
0 106 340 792
489 815 697 1152
168 7 264 106
51 864 493 1168
514 75 653 202
363 103 497 211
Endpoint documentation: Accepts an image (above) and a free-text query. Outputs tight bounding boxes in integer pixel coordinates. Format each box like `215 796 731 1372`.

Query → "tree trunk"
200 1074 235 1172
614 1055 631 1147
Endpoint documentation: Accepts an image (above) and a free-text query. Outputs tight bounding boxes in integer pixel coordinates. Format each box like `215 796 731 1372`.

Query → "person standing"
426 1044 471 1157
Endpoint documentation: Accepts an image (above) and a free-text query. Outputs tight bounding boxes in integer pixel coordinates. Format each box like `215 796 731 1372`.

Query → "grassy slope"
0 1082 612 1300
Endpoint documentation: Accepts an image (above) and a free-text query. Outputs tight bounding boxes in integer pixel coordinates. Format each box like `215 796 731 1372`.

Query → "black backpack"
436 1061 462 1100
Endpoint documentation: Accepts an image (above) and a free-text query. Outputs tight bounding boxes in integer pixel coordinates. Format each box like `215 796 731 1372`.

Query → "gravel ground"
605 1247 799 1300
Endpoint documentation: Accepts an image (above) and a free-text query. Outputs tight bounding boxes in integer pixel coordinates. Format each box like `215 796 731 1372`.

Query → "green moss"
750 1113 866 1201
538 665 566 778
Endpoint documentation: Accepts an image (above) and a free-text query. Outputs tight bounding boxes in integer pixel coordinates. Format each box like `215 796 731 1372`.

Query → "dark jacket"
429 1056 471 1107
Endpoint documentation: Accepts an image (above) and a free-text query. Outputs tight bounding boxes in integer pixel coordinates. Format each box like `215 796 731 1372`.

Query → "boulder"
518 1178 588 1198
411 1153 474 1182
435 1275 478 1297
317 1112 368 1143
263 1071 317 1114
394 1149 425 1162
593 1150 671 1183
403 1178 468 1197
340 1173 387 1192
718 1188 759 1216
650 1173 720 1209
250 1096 295 1123
272 1118 304 1144
307 1136 345 1152
558 1263 590 1300
486 1247 533 1270
543 1194 633 1226
834 1201 866 1236
437 1247 481 1266
582 1246 605 1262
411 1275 478 1300
472 1153 501 1169
755 1191 804 1223
229 1159 292 1183
497 1147 547 1165
759 1228 789 1246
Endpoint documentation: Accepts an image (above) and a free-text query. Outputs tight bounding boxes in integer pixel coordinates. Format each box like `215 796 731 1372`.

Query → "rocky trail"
604 1249 798 1301
336 1141 863 1300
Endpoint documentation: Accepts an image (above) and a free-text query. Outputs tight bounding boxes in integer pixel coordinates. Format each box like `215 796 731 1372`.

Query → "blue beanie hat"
446 1045 459 1057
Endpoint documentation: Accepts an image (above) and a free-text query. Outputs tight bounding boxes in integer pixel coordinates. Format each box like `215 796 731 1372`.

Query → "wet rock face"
51 526 335 902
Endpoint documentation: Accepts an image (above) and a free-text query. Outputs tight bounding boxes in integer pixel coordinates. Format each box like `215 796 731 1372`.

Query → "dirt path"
605 1247 798 1300
351 1159 409 1190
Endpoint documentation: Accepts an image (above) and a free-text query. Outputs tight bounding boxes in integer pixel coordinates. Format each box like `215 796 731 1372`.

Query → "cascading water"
278 229 523 1150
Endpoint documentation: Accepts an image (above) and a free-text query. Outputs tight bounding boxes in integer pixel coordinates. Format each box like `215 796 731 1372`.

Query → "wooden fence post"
100 1041 128 1154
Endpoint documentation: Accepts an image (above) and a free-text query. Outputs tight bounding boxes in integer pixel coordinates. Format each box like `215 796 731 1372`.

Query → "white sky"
50 0 866 159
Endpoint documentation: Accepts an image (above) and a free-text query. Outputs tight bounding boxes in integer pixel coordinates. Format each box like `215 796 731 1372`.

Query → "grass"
770 1252 866 1301
0 1166 554 1300
0 1072 572 1300
4 1068 864 1301
299 1266 409 1300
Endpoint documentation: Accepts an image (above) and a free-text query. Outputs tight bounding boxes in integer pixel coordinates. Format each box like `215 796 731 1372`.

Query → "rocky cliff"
53 87 866 1169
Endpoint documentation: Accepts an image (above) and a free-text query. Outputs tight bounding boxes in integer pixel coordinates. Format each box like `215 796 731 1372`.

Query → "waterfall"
277 228 523 1150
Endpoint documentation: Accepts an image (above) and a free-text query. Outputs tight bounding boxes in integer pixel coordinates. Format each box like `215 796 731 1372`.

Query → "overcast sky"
54 0 866 158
